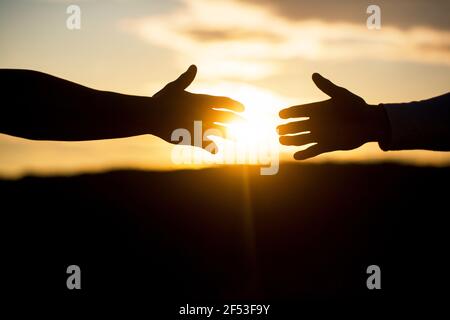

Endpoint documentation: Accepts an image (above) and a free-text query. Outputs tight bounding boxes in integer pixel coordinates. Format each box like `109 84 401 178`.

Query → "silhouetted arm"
0 69 153 140
381 94 450 151
0 67 243 151
278 73 450 160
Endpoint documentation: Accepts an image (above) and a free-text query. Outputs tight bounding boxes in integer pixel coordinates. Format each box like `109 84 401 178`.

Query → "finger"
277 120 310 135
279 133 316 146
293 144 325 160
279 100 329 119
171 65 197 91
153 65 197 97
312 73 346 98
208 109 243 124
203 122 227 135
203 95 245 112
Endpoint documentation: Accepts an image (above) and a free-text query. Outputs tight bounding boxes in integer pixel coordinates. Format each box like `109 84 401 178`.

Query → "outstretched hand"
278 73 388 160
151 65 244 153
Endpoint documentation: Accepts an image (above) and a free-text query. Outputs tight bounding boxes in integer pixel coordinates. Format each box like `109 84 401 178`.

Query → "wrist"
366 104 390 145
121 94 157 137
143 96 159 136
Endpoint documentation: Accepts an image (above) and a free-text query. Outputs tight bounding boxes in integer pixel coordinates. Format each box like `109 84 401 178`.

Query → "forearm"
0 69 156 141
378 93 450 151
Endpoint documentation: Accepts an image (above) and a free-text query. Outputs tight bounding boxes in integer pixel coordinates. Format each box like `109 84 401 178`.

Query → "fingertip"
279 109 288 119
235 101 245 112
226 98 245 112
312 73 324 85
293 152 306 160
181 65 196 79
187 65 197 76
208 96 244 112
213 109 243 123
294 144 322 160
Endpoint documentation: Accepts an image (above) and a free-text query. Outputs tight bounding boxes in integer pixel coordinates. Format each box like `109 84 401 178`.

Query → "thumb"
312 73 346 98
171 65 197 91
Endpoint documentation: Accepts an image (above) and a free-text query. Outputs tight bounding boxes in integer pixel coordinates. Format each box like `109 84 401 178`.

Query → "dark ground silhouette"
2 163 448 312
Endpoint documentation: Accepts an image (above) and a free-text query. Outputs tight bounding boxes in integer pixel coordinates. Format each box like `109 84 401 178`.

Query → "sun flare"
200 82 287 164
171 82 293 166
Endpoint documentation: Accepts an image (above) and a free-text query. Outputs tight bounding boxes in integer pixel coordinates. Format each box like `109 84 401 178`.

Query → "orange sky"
0 0 449 178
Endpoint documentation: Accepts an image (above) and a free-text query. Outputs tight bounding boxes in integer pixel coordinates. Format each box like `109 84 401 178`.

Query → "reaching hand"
151 65 244 153
277 73 389 160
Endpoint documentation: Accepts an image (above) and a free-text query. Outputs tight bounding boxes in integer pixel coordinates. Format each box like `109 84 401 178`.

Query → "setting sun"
203 83 285 164
172 82 286 167
1 0 448 179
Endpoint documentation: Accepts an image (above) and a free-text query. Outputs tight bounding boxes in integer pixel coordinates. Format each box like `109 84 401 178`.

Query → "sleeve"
379 93 450 151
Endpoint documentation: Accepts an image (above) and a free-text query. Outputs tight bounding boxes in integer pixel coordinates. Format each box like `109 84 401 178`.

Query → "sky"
0 0 449 178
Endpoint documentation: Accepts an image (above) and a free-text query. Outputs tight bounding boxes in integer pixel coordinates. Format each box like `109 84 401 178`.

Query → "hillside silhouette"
2 163 448 309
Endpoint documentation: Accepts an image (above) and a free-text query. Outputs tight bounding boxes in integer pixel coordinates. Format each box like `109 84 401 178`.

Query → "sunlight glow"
225 87 280 145
199 82 288 165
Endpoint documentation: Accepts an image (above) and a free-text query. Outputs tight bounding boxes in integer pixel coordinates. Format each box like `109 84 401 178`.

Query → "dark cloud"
239 0 450 30
185 28 282 42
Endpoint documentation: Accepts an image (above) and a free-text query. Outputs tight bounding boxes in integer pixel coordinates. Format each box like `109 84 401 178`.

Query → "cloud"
121 0 450 80
185 29 282 43
239 0 450 31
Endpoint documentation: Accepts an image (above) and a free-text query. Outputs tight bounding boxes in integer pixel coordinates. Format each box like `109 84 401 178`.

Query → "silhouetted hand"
151 65 244 152
0 68 244 148
278 73 388 160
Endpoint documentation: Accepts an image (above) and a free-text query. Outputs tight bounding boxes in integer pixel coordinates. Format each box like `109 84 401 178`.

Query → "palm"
152 65 244 152
317 92 370 151
278 73 377 160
